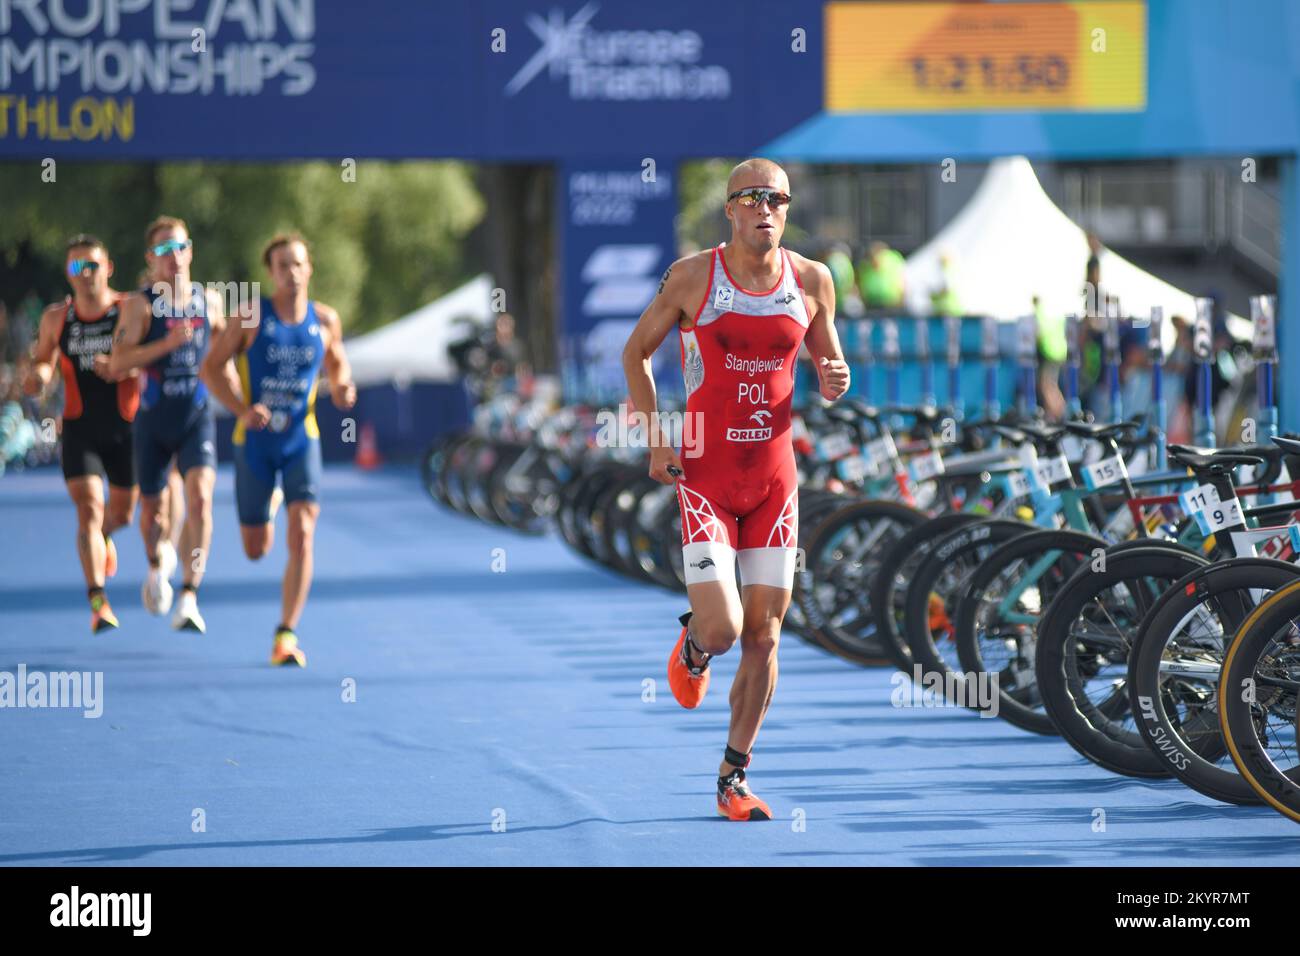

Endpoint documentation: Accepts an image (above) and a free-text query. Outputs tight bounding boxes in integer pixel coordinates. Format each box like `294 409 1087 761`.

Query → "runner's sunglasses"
150 238 192 257
727 187 791 209
67 259 102 277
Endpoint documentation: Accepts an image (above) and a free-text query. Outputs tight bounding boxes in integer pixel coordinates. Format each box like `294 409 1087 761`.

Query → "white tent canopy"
903 157 1247 339
345 274 495 387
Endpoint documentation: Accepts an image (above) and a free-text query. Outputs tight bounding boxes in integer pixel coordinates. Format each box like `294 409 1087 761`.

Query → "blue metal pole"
1252 294 1279 440
1148 307 1166 469
1065 314 1082 417
857 319 874 404
981 315 1000 420
883 318 901 425
945 315 962 420
1105 300 1122 422
917 317 935 407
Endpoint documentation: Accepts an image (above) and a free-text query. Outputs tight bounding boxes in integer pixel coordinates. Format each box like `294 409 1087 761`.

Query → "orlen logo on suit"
727 409 772 442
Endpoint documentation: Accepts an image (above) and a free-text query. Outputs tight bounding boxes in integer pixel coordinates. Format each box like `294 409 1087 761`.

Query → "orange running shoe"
271 629 307 667
928 592 955 641
90 593 119 634
716 768 771 821
667 612 709 709
104 535 117 578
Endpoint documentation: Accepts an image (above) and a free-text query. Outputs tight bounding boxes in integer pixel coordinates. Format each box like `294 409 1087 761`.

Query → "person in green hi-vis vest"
929 252 961 318
857 240 906 310
822 242 863 317
1035 294 1067 420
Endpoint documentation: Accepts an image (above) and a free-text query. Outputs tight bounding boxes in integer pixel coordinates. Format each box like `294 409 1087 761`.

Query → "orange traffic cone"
356 421 382 470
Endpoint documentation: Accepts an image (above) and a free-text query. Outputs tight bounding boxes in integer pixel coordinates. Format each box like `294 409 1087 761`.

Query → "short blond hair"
144 215 188 247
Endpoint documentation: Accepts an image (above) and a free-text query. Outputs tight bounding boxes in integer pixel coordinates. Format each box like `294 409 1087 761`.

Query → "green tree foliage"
0 160 483 334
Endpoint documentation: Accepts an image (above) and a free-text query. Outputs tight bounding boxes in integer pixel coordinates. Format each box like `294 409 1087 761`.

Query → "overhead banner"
0 0 821 159
826 1 1146 113
558 161 676 399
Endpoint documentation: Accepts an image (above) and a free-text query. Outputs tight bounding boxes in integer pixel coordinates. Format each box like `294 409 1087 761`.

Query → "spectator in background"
1164 314 1193 443
929 252 960 318
857 240 906 311
1034 295 1067 420
11 291 42 362
822 242 863 318
1119 327 1151 422
1084 231 1104 313
1181 293 1241 433
487 312 530 384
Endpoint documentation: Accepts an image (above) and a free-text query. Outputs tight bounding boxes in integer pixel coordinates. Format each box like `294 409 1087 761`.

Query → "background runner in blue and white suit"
110 216 231 633
203 233 356 667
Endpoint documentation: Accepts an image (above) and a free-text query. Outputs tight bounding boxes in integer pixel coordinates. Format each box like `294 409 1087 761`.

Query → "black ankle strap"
724 745 751 769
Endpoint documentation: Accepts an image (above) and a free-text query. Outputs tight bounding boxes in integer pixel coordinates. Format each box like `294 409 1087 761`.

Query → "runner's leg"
66 475 107 589
234 442 276 560
722 582 789 772
281 501 319 630
180 465 215 588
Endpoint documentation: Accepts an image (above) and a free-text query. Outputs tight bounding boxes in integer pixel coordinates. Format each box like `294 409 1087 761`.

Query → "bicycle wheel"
1220 577 1300 821
794 498 928 665
1036 542 1208 777
870 512 985 673
904 519 1033 692
1129 557 1300 805
954 528 1105 734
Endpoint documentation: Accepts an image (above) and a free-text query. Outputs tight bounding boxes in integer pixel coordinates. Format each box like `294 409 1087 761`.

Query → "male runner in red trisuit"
622 158 850 820
25 235 140 632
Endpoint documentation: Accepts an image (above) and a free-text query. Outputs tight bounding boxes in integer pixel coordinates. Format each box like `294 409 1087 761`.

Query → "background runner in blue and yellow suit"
111 215 232 634
203 233 357 667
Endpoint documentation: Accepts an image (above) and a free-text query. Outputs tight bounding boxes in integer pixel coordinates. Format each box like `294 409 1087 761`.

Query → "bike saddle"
1064 420 1139 440
885 404 943 425
991 424 1030 446
841 397 881 420
1017 421 1069 444
824 403 860 424
1167 444 1265 474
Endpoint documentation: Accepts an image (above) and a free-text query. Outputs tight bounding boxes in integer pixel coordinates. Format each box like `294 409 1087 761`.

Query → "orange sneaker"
716 768 771 821
928 592 954 641
271 629 307 667
90 594 119 634
104 535 117 578
667 612 709 709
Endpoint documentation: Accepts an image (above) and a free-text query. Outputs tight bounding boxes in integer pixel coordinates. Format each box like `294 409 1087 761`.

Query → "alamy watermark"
594 404 704 458
149 278 260 322
0 664 103 718
890 665 999 718
50 886 150 936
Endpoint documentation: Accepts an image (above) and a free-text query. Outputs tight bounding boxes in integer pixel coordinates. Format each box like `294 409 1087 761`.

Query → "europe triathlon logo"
504 3 732 101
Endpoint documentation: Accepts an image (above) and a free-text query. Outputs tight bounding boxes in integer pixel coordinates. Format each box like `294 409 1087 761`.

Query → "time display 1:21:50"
909 54 1071 93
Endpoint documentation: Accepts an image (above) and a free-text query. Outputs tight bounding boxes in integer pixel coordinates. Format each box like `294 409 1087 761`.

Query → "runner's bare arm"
622 254 707 450
204 287 247 403
200 301 257 420
797 257 850 401
108 293 187 377
23 304 65 395
317 304 357 410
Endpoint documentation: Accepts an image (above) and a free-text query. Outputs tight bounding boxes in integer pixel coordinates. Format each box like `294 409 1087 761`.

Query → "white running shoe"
269 486 284 522
171 589 206 633
158 540 179 581
141 568 174 616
